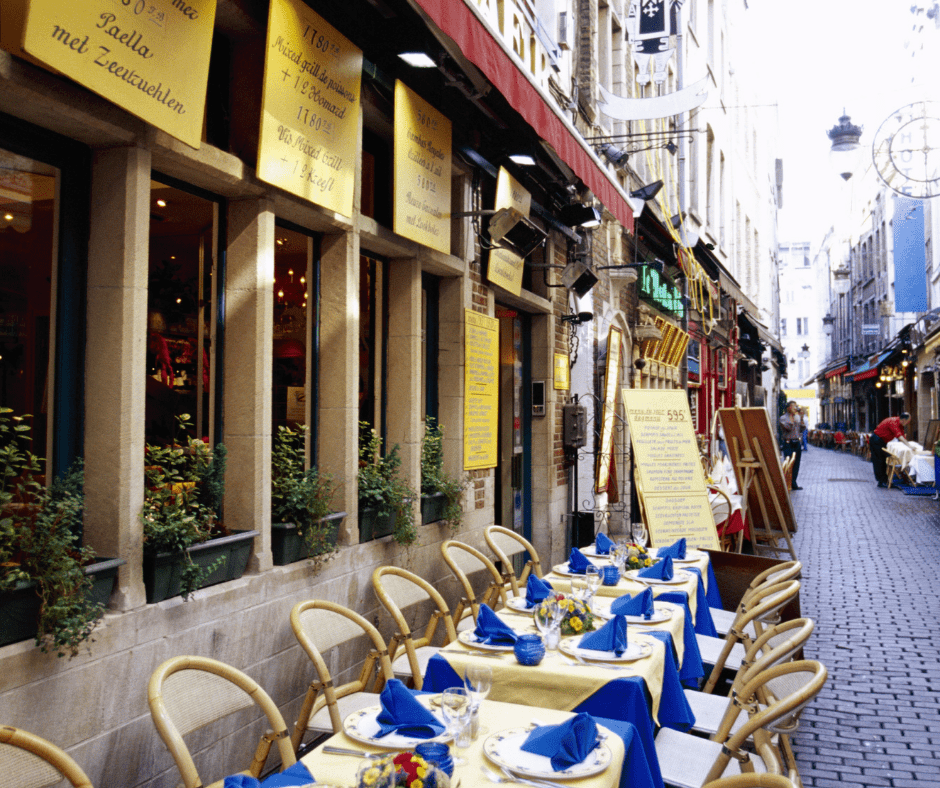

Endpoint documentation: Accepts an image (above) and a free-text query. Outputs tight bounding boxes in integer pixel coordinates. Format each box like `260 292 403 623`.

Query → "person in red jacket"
870 412 914 488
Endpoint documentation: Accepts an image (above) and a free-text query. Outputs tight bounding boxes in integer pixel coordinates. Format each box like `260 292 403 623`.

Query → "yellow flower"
567 600 575 612
643 558 652 566
571 617 583 632
362 768 379 785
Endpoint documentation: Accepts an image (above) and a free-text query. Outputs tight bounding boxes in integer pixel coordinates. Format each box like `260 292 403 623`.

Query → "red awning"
824 365 848 379
411 0 634 231
852 367 880 382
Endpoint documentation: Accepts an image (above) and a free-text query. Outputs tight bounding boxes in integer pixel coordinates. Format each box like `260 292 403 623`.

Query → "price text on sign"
23 0 216 148
257 0 361 216
464 311 498 470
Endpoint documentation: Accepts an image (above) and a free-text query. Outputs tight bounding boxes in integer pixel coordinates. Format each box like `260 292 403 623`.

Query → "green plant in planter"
142 414 227 599
272 425 338 559
421 417 467 531
0 408 100 657
358 422 418 546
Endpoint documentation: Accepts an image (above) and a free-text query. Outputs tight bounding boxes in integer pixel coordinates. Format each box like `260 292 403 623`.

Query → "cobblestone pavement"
785 446 940 787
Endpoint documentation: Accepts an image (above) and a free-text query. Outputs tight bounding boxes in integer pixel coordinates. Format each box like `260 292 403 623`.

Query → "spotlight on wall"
599 143 630 168
453 207 547 258
398 52 437 68
625 179 664 218
561 260 599 297
560 203 602 229
560 311 594 325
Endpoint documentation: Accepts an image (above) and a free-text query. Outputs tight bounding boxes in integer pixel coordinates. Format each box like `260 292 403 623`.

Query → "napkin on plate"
657 538 687 560
610 588 654 618
567 547 592 574
520 712 601 771
473 603 518 645
376 678 446 739
594 532 614 555
525 575 554 608
223 761 314 788
637 555 673 581
577 614 628 656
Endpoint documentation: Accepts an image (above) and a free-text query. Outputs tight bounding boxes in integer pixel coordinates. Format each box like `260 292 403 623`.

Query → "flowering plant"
358 752 450 788
534 593 595 636
616 543 655 571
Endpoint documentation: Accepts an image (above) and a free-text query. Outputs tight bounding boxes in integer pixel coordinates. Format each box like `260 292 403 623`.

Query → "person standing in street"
780 401 804 490
869 412 914 488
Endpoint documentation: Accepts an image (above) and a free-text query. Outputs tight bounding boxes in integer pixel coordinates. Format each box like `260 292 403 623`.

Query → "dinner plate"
624 569 695 585
594 603 674 624
651 548 706 564
343 700 449 749
458 629 516 651
506 596 538 613
551 562 602 577
577 544 614 558
559 637 652 663
483 726 613 779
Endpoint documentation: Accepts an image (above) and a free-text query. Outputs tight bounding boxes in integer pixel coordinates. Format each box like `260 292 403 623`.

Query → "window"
780 318 787 336
359 255 388 436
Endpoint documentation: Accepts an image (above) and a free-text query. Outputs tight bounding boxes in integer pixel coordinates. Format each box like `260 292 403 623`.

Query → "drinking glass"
584 565 602 608
464 664 493 737
440 687 472 764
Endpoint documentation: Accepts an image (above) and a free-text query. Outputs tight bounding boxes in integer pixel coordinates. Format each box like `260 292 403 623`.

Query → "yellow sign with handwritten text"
464 310 498 470
23 0 216 149
394 80 451 254
258 0 361 217
554 353 570 390
623 388 720 550
485 167 530 295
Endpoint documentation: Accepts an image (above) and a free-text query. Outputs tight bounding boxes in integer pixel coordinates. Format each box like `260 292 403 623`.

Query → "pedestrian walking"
869 411 915 487
780 401 805 490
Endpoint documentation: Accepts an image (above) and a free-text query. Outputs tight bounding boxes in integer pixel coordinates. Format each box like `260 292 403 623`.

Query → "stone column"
83 147 150 610
224 199 275 572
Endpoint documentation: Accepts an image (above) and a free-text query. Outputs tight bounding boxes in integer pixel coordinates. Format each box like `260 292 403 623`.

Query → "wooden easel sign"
623 389 720 550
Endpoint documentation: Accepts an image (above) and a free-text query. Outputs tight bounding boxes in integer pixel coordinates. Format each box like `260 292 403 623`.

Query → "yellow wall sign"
622 389 719 550
394 80 452 255
23 0 216 149
595 326 622 492
554 352 570 391
495 167 531 216
485 167 530 295
257 0 362 217
464 310 498 470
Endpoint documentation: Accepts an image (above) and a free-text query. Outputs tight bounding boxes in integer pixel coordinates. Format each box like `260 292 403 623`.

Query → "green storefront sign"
638 266 684 318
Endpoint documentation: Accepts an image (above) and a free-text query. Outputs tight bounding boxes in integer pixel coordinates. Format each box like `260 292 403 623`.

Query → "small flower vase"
415 742 455 777
543 624 561 651
514 633 545 665
601 565 621 585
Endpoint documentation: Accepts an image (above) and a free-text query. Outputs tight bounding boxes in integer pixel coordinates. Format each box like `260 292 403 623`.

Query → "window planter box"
358 505 395 542
271 512 345 565
143 529 258 604
420 492 447 525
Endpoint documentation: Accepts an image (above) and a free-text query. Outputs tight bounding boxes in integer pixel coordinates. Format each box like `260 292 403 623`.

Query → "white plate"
551 562 603 577
343 701 448 749
458 628 516 651
651 548 706 564
506 596 538 613
595 603 674 624
483 726 613 779
578 544 614 558
559 637 652 663
624 568 695 586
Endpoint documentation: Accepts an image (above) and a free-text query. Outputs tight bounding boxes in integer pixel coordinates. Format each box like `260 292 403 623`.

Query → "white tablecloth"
909 453 935 484
886 440 923 470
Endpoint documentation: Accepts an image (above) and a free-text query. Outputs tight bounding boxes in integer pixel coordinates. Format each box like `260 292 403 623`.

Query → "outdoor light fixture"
560 311 594 325
599 143 629 168
560 203 602 229
508 152 536 166
800 344 810 359
827 110 864 181
452 207 548 258
561 259 599 298
625 180 664 218
398 52 437 68
822 313 835 336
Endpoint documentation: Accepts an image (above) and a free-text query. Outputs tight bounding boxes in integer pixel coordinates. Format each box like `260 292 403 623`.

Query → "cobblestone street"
787 446 940 787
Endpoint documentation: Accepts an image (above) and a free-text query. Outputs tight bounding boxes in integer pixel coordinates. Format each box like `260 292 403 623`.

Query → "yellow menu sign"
554 352 570 390
394 80 452 254
464 310 498 469
622 388 719 550
23 0 216 149
257 0 362 217
485 167 530 295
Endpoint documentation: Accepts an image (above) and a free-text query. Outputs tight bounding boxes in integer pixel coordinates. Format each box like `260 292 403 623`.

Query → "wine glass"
584 565 602 608
439 687 472 765
534 598 561 650
464 664 493 737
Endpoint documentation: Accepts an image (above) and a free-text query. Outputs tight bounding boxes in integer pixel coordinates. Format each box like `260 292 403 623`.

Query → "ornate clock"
872 101 940 199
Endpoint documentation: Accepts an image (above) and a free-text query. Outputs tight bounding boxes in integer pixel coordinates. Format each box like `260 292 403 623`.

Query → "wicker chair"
440 540 509 626
709 561 803 637
0 725 93 788
709 486 743 553
372 566 458 690
703 774 797 788
654 660 828 788
289 600 395 751
147 656 296 788
483 525 543 597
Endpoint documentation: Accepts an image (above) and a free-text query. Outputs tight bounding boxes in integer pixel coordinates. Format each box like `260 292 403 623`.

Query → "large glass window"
359 255 388 436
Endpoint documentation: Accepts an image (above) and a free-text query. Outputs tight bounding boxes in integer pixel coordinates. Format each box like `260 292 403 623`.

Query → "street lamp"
822 313 835 336
827 111 864 182
800 344 810 359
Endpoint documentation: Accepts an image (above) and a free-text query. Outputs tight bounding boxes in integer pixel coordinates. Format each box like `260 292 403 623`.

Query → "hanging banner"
894 196 928 313
257 0 362 217
464 310 498 470
23 0 216 149
394 80 452 254
595 326 623 492
597 77 709 121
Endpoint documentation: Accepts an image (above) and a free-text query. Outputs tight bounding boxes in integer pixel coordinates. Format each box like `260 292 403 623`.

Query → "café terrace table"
300 695 662 788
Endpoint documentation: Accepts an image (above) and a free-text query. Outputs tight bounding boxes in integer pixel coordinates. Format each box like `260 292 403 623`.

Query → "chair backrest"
147 656 296 788
440 540 508 623
703 774 797 788
483 526 543 596
289 600 394 744
0 726 93 788
740 561 802 608
372 566 458 690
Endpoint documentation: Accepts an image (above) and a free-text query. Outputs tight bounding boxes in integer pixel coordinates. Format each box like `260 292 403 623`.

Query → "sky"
735 0 940 245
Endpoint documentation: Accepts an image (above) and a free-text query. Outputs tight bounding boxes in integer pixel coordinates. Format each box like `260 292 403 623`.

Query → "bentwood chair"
0 725 93 788
704 774 798 788
484 525 544 597
655 661 828 788
147 656 296 788
710 561 802 637
440 540 509 626
289 600 395 751
372 566 458 690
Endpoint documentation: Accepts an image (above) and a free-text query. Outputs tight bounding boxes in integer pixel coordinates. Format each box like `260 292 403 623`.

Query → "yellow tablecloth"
301 698 625 788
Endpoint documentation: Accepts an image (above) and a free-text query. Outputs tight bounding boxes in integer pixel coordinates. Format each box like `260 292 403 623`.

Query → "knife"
321 745 383 758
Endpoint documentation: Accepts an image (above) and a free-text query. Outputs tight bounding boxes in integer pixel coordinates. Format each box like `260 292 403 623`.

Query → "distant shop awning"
824 364 848 379
413 0 634 230
847 350 893 382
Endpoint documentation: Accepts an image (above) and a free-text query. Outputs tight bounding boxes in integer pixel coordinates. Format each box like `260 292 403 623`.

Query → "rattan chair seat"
305 692 381 733
656 728 769 788
697 634 747 670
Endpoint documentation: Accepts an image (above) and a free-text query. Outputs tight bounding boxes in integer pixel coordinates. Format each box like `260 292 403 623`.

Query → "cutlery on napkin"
637 555 673 581
473 603 519 645
594 532 614 555
525 575 554 608
577 614 628 657
657 538 687 559
567 547 592 575
223 761 314 788
519 712 601 771
610 588 654 619
375 678 446 738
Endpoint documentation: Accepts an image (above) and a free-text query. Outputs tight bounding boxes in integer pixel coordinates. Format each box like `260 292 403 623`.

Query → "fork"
567 653 624 671
480 765 561 788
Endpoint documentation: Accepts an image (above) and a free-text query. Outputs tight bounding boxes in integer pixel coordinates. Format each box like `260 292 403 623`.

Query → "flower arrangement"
617 543 655 571
534 593 595 636
357 752 450 788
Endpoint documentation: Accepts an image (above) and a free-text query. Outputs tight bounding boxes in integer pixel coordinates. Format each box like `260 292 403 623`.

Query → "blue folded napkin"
578 614 628 656
473 603 518 645
376 678 446 739
657 538 687 560
224 761 314 788
595 532 614 555
637 555 673 581
567 547 592 574
520 712 601 771
525 575 554 608
610 588 654 618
